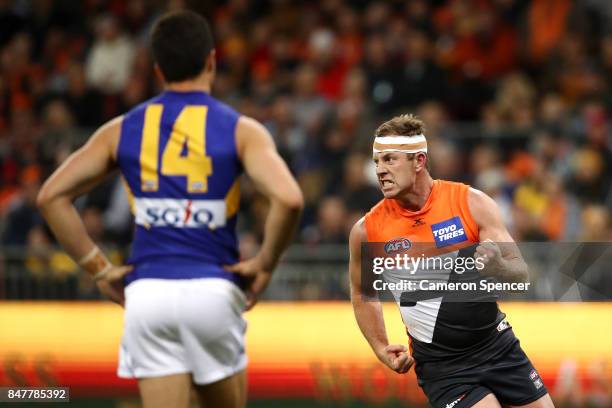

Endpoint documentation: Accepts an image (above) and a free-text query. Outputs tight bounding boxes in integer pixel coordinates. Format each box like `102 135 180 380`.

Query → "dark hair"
150 10 214 82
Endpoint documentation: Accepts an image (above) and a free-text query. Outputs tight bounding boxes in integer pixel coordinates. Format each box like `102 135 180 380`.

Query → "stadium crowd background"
0 0 611 299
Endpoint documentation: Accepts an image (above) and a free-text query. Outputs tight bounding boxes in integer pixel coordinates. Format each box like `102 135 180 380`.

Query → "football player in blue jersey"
37 10 303 408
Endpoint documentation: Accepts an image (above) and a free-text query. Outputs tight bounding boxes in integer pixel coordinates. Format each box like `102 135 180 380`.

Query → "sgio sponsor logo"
134 198 226 228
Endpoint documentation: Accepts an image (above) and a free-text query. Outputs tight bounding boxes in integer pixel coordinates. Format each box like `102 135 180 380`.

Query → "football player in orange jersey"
349 114 554 408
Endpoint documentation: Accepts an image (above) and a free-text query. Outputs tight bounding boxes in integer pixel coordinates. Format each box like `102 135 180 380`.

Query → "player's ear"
153 64 166 83
415 152 427 173
205 49 216 75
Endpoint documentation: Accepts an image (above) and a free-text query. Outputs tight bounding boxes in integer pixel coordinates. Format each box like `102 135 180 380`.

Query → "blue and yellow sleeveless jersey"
117 90 243 286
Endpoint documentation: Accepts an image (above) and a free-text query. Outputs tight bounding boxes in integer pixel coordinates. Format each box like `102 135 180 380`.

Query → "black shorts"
419 331 548 408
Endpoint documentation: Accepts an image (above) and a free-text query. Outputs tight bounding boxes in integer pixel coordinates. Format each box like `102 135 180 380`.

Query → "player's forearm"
37 196 110 276
38 197 95 257
496 256 529 283
351 294 390 357
258 199 303 271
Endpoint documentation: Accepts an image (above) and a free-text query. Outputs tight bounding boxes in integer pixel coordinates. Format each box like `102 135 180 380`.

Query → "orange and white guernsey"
364 179 510 375
365 179 478 246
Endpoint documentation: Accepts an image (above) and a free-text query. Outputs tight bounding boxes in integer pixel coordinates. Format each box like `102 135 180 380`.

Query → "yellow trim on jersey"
225 179 241 218
121 176 135 215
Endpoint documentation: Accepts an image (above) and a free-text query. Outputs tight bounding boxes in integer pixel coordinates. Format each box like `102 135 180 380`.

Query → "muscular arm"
37 117 131 304
349 219 413 373
468 188 528 283
229 116 303 309
37 117 121 263
349 219 389 354
235 116 303 270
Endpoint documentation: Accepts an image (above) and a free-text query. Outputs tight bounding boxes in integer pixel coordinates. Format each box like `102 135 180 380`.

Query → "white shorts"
117 278 247 385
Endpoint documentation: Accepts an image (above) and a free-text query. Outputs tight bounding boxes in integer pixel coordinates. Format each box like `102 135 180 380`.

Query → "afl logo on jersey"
384 238 412 254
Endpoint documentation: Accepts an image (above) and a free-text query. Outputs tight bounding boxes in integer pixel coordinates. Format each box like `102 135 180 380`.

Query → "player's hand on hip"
377 344 414 374
95 265 133 307
224 256 272 311
243 270 273 311
224 256 267 279
475 239 503 276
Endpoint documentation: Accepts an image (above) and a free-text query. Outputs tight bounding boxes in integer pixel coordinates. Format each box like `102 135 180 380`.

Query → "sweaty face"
373 151 417 198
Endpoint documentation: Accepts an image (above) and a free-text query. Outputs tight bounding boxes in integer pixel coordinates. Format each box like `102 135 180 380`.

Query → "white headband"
373 134 428 154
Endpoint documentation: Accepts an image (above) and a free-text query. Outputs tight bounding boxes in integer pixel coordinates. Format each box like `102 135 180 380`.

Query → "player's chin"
381 189 398 199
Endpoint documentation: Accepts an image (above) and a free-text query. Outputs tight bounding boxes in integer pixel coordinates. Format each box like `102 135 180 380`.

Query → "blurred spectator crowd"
0 0 612 290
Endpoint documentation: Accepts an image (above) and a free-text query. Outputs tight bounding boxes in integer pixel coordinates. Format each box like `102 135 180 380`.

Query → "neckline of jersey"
162 90 211 97
390 179 439 216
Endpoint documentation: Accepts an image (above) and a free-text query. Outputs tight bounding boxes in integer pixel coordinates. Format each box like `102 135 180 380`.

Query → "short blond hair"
375 114 425 137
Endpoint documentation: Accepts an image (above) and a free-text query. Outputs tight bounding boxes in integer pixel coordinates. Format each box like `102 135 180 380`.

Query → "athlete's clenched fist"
377 344 414 374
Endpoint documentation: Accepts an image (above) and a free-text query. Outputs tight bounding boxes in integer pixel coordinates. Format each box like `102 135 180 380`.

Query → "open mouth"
380 180 393 188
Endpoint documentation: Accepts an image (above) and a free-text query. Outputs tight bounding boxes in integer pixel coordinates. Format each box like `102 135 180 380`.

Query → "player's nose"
375 163 388 175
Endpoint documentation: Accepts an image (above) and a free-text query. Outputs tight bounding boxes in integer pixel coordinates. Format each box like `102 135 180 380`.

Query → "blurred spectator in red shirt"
436 0 518 81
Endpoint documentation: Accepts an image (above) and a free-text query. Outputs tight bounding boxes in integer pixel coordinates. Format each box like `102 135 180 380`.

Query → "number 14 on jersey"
140 105 213 193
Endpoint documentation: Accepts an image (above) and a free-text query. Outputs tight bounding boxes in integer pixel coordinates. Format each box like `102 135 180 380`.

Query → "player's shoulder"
123 94 164 119
97 115 124 133
349 216 367 245
236 115 265 132
437 178 471 192
207 94 240 118
369 198 386 211
235 115 275 155
359 199 391 243
364 198 390 220
435 179 476 207
75 115 125 162
467 186 499 215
